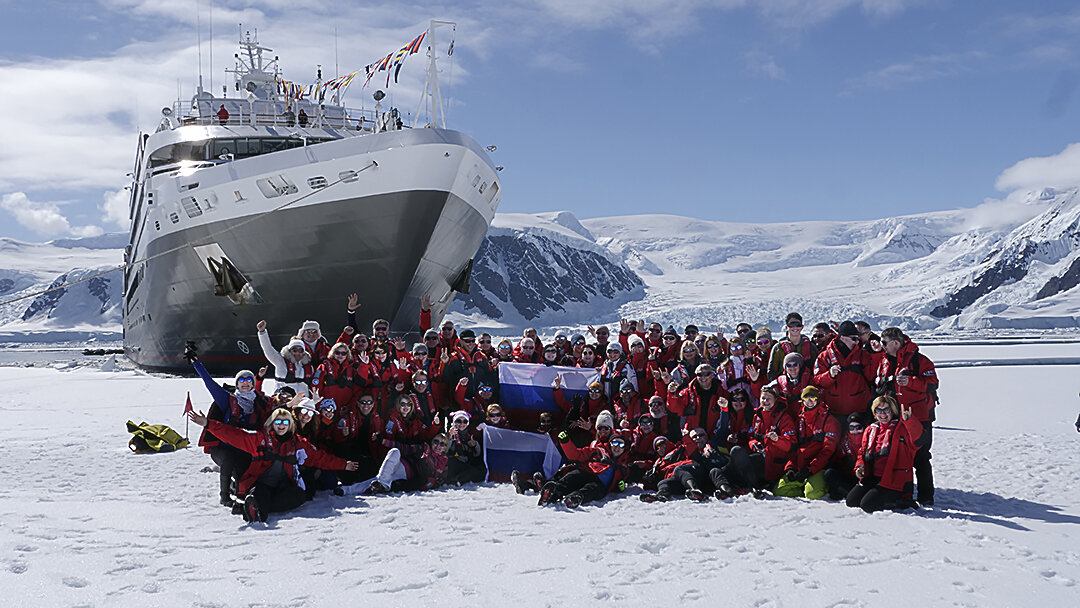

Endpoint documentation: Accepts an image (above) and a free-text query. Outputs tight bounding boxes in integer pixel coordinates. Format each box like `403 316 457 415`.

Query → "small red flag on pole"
183 392 193 440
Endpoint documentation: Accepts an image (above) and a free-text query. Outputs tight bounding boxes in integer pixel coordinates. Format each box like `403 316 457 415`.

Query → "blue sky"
1 0 1079 242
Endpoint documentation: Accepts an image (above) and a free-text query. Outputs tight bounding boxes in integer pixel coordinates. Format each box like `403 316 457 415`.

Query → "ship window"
308 176 328 189
338 170 359 183
256 175 298 198
169 212 180 224
155 221 160 231
234 190 245 202
179 181 199 191
181 196 203 218
479 182 487 194
471 175 480 187
486 182 499 203
202 193 218 211
149 141 210 167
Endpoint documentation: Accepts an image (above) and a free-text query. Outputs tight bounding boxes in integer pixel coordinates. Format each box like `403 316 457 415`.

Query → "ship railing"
178 107 410 132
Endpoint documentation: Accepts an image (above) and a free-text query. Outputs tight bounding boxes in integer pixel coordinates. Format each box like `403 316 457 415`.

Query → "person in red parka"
774 385 840 500
847 395 922 513
722 388 754 453
824 413 866 501
711 386 796 498
310 343 361 410
539 429 630 509
187 407 358 522
874 327 938 506
664 363 730 439
766 352 813 413
812 320 875 420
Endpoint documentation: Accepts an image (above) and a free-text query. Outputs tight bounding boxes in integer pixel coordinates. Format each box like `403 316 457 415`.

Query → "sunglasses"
638 417 654 424
757 339 770 345
461 338 475 343
849 424 864 432
812 334 826 339
297 407 316 416
610 439 627 448
499 344 512 350
596 331 609 336
352 338 368 344
414 380 429 385
432 441 448 448
787 323 803 328
373 351 387 356
425 336 439 341
522 346 535 350
374 326 388 332
334 350 348 356
289 346 304 351
236 376 255 383
272 418 291 426
620 388 633 393
589 388 602 393
648 328 661 333
488 412 504 419
359 401 375 407
574 340 585 345
479 339 491 344
683 348 697 353
785 363 800 368
732 345 744 351
707 343 719 348
453 418 469 424
737 328 751 334
663 336 676 341
874 407 892 414
596 425 613 431
696 371 714 377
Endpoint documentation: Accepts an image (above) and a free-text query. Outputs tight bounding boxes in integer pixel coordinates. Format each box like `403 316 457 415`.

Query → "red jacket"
812 341 875 417
789 404 841 474
769 369 812 413
303 336 332 367
724 405 754 452
666 381 730 438
553 387 613 425
381 410 440 445
875 341 938 422
748 408 797 482
311 357 360 409
856 416 923 492
559 438 630 494
206 420 347 495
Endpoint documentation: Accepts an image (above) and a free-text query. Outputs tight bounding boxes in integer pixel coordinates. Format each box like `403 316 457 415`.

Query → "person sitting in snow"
187 406 358 522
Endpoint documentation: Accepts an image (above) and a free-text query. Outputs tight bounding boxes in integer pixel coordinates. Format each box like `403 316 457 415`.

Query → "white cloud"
843 51 986 93
0 192 102 237
744 50 786 80
995 142 1080 193
101 189 130 229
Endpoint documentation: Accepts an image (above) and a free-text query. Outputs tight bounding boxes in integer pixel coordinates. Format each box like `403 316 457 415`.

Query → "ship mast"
415 19 455 128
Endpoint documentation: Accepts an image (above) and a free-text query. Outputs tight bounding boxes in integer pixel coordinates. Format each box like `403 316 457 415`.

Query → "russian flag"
497 362 599 431
482 425 564 483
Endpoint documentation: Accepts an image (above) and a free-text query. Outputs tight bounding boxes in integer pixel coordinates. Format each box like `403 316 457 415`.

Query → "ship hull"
124 187 488 373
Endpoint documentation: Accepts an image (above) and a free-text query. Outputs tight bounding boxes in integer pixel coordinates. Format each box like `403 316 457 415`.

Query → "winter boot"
511 471 537 494
220 493 236 508
563 493 583 509
640 492 660 503
533 471 546 489
242 493 261 523
538 481 559 506
715 484 735 500
687 487 707 502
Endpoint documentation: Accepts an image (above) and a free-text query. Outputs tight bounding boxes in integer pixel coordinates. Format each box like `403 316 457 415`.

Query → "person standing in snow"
256 320 314 396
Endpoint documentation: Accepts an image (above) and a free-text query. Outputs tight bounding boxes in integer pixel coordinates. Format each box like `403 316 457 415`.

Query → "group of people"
186 295 940 523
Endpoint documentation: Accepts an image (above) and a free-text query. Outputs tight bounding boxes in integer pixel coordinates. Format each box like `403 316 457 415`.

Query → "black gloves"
183 342 198 363
796 468 811 482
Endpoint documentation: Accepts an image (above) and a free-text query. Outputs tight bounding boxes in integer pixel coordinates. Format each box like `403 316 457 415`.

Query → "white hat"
595 410 615 430
300 320 320 333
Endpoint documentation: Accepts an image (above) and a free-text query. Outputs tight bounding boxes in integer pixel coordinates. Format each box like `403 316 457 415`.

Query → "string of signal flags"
276 26 456 103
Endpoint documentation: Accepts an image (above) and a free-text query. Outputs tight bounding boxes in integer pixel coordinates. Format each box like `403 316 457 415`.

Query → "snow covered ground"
1 345 1079 606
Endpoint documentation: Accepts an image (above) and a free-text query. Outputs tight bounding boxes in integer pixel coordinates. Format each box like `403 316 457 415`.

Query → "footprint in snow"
63 576 90 588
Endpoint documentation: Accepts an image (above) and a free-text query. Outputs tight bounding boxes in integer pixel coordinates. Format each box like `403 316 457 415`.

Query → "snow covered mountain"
3 187 1079 341
0 234 123 341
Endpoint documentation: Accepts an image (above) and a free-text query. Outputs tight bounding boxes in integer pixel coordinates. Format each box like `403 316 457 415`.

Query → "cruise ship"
123 23 501 373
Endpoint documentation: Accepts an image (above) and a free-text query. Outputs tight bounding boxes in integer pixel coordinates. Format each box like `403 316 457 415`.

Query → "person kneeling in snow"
187 407 358 523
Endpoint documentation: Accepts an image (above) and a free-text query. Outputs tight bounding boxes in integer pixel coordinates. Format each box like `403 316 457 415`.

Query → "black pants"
210 446 251 500
657 463 709 497
712 446 766 490
251 482 308 515
551 469 607 505
914 422 934 503
446 457 487 485
846 476 902 513
823 467 858 501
